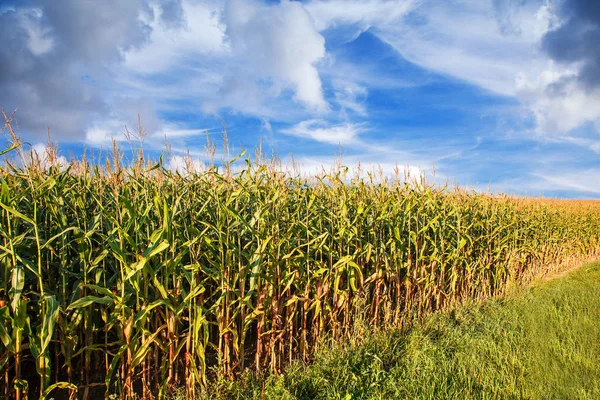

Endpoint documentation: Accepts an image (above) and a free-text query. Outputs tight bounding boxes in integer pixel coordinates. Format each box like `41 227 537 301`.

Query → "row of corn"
1 143 599 399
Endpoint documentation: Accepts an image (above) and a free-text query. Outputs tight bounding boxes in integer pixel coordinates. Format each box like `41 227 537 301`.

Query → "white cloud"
201 77 268 116
85 120 208 148
306 0 600 138
224 0 328 111
281 119 365 145
151 124 208 139
261 118 272 133
534 168 600 195
123 1 227 74
121 0 331 120
22 8 54 55
516 69 600 134
366 1 551 97
85 124 126 146
333 79 368 116
306 0 417 32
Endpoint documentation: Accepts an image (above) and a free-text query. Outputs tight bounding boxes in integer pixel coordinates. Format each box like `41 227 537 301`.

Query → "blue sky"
1 0 599 198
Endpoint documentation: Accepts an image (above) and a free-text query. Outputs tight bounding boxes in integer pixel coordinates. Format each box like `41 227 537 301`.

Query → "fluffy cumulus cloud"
123 0 227 74
516 68 600 134
518 0 600 134
1 0 333 142
0 0 182 140
223 0 328 111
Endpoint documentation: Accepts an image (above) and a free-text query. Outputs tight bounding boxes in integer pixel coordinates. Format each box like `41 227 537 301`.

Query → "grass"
211 261 600 399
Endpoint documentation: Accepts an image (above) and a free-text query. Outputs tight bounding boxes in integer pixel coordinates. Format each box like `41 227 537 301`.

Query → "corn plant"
0 119 599 399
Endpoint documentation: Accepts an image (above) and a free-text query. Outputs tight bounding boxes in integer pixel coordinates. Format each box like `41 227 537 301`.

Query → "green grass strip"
210 261 600 399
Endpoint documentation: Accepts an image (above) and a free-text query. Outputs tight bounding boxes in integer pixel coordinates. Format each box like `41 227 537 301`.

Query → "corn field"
1 134 599 399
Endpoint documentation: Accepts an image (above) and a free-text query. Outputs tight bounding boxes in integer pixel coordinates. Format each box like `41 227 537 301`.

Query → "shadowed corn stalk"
0 116 600 399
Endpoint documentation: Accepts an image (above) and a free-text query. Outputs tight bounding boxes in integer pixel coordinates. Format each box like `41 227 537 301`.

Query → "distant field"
1 137 600 399
213 261 600 399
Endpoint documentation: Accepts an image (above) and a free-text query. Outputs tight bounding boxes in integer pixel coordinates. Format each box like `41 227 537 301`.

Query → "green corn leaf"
68 296 114 310
0 306 13 349
40 295 60 354
0 201 35 225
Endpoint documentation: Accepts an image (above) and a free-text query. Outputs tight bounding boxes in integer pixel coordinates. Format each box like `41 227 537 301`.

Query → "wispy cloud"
305 0 417 32
281 119 366 145
332 79 368 117
534 169 600 196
